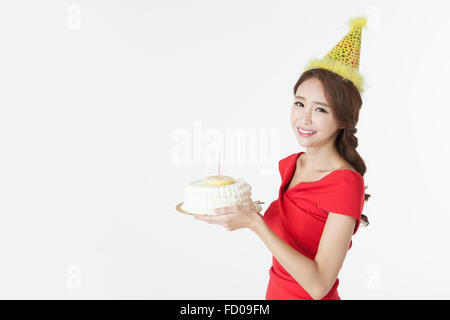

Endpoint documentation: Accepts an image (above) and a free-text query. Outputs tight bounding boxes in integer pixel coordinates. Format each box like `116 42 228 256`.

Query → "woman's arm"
194 205 356 300
250 212 355 300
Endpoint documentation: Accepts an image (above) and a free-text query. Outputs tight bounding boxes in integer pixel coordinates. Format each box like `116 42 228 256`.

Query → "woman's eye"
294 102 327 113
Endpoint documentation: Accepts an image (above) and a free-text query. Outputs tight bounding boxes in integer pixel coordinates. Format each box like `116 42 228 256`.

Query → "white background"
1 0 449 299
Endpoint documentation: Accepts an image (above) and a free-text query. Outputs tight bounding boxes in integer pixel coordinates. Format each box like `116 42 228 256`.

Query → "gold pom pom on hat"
304 16 368 93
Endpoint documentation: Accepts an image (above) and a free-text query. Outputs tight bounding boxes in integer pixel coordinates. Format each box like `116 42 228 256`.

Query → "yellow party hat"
305 16 367 93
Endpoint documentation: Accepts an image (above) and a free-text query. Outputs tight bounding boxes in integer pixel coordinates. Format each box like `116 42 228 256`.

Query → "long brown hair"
293 68 371 226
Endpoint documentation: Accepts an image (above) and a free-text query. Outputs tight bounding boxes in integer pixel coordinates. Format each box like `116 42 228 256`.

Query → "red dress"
263 152 365 300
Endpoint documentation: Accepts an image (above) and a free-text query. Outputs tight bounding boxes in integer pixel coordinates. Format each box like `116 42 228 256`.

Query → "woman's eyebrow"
295 95 329 107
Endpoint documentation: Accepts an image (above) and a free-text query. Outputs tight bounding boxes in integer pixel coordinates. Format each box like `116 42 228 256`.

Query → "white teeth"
298 128 316 134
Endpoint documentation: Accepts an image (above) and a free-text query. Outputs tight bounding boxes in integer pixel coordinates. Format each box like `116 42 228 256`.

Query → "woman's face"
291 77 342 148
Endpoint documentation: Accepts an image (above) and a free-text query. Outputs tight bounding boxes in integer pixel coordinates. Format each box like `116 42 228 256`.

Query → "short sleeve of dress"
316 171 365 234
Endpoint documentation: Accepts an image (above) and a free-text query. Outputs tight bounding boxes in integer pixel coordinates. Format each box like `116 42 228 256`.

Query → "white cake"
181 175 252 215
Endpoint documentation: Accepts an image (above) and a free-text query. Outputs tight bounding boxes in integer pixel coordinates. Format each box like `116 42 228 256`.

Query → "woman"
194 16 371 300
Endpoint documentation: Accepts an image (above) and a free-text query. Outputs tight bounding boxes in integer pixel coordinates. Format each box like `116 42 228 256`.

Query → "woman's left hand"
194 204 262 232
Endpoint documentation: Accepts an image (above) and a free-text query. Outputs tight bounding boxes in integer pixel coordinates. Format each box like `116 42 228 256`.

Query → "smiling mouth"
297 128 316 137
297 127 317 135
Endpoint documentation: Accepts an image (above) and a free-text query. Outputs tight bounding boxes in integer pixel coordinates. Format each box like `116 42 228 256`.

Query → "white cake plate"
176 200 264 216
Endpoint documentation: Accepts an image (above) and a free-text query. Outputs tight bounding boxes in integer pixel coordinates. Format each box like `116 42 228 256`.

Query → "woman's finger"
194 214 228 223
194 215 229 228
215 205 240 214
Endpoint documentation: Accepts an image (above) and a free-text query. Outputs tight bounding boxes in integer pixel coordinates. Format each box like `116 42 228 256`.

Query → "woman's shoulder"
333 159 363 180
279 152 299 164
329 167 364 196
335 157 357 173
278 152 300 171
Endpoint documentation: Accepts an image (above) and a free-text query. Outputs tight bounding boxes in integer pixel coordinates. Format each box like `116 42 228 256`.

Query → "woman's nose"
302 115 312 124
